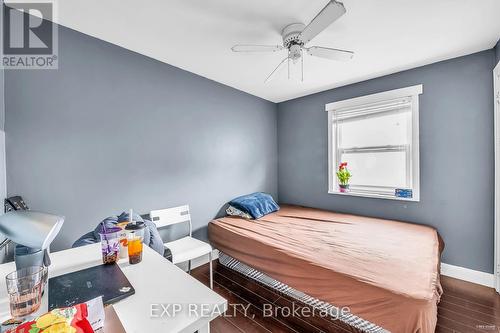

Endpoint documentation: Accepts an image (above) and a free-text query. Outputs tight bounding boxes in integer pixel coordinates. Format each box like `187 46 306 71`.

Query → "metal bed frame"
218 252 389 333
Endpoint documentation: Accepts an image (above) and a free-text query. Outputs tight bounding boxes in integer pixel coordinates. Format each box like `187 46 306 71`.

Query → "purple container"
99 227 122 264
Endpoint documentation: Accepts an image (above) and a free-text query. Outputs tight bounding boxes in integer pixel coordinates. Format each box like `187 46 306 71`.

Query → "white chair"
150 205 213 289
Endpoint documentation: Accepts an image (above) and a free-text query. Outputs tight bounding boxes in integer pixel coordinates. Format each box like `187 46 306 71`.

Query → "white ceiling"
50 0 500 102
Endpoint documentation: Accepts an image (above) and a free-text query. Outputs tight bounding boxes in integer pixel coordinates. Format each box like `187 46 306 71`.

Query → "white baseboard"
441 263 495 288
176 249 219 272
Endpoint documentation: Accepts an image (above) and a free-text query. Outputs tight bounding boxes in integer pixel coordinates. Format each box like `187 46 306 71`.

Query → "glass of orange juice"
125 222 145 264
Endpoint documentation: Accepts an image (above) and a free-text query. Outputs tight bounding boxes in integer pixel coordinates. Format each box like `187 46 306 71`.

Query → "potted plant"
336 162 351 193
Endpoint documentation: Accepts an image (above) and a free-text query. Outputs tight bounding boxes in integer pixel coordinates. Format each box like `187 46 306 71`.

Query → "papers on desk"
86 297 106 331
79 297 126 333
86 296 126 333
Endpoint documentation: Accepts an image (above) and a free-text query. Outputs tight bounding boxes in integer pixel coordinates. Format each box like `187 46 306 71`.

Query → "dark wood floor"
192 261 500 333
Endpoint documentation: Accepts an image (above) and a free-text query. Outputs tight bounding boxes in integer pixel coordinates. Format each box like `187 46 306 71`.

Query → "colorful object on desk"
5 302 93 333
99 227 121 265
125 222 145 265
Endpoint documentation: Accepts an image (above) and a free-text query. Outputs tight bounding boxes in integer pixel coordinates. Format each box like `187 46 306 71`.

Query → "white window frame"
493 61 500 293
325 85 422 202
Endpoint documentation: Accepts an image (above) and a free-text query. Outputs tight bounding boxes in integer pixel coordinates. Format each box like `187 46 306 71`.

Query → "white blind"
332 97 412 121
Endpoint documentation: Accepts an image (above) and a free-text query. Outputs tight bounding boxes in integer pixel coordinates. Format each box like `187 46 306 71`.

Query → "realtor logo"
1 0 58 69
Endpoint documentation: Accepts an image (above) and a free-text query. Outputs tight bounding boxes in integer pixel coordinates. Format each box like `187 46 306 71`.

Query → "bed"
208 205 443 333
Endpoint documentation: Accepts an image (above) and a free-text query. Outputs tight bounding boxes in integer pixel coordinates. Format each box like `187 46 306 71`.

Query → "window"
326 85 422 201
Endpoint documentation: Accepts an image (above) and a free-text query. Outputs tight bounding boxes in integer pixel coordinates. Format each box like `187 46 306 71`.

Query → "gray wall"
0 68 4 264
0 69 4 131
4 25 278 251
277 50 495 273
0 4 3 130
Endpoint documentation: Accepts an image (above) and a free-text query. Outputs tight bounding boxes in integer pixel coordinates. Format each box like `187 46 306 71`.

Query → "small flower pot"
339 184 350 193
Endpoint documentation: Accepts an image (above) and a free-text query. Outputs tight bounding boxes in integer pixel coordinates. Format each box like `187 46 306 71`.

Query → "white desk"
0 244 227 333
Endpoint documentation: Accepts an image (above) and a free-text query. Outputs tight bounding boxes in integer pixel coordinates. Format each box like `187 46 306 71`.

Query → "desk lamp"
0 211 64 269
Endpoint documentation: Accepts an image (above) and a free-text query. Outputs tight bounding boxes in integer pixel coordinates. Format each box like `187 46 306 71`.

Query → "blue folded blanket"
229 192 279 219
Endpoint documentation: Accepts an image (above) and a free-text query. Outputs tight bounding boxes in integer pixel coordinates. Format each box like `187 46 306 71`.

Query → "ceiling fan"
231 0 354 83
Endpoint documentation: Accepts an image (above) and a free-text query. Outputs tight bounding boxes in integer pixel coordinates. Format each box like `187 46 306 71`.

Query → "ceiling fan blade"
299 1 346 45
231 44 284 53
306 46 354 61
265 57 289 83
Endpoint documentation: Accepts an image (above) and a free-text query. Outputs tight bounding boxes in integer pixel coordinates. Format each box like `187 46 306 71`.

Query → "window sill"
328 190 420 202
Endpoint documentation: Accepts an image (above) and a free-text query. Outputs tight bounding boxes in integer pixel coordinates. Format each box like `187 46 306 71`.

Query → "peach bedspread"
209 205 443 333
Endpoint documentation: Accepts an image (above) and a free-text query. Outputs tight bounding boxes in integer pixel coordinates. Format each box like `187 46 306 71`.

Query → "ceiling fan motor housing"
282 23 306 48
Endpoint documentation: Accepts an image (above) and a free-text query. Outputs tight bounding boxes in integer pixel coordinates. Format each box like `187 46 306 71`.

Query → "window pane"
338 110 410 148
341 150 408 188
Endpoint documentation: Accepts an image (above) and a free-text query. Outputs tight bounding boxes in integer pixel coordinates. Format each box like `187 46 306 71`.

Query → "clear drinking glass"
5 266 47 319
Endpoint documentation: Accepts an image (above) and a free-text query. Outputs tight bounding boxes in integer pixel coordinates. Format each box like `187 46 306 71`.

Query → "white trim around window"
326 85 422 202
